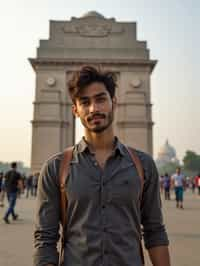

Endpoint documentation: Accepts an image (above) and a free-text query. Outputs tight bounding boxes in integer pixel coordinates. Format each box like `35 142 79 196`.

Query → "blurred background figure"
171 167 185 209
32 172 39 197
163 173 171 200
26 174 33 198
3 162 23 224
195 174 200 195
159 175 164 194
0 172 5 207
191 176 196 194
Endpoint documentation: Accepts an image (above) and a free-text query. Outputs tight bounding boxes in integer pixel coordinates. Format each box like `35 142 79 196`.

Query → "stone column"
114 68 153 154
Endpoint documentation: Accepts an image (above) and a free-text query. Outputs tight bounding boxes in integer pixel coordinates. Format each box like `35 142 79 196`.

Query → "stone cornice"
33 101 72 106
29 58 157 73
117 102 153 107
117 120 154 128
31 120 70 128
32 101 152 107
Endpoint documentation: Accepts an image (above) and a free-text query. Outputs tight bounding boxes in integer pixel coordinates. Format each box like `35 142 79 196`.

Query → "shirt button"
102 205 106 209
94 162 98 166
107 198 111 203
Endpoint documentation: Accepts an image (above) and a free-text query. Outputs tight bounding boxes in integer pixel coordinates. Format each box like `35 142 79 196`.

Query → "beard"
80 109 114 133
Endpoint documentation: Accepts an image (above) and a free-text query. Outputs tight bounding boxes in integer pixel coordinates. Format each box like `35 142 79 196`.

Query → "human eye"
80 99 89 106
97 96 106 103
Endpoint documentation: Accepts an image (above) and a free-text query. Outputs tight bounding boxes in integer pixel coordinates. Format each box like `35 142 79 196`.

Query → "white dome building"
156 140 179 167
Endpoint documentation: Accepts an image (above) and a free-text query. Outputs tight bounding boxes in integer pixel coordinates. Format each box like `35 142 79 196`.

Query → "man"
26 174 33 198
0 172 5 207
195 173 200 195
171 167 185 209
34 66 170 266
32 172 39 197
3 162 23 223
163 173 171 200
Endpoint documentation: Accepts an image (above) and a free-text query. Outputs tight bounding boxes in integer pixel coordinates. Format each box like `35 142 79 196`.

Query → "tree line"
158 150 200 176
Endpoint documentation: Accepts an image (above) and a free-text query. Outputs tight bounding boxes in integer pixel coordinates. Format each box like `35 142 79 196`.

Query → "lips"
91 117 103 124
92 116 103 120
88 114 105 122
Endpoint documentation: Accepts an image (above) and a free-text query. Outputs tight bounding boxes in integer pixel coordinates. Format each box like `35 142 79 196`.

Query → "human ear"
72 104 79 117
112 96 117 110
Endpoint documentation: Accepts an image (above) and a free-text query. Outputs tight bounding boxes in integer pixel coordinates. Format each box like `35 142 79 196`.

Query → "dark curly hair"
11 162 17 169
67 66 117 103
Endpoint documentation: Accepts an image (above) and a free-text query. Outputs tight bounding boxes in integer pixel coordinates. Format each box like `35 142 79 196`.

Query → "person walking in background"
163 173 171 200
171 167 185 209
3 162 23 224
159 175 164 194
0 172 3 192
191 176 196 194
195 173 200 195
0 172 5 207
32 172 39 197
26 174 33 198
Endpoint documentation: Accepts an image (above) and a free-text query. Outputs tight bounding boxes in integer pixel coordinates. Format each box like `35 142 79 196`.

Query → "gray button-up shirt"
34 138 169 266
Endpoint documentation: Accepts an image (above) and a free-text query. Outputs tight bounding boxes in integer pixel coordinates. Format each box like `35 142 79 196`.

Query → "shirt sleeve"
140 155 169 249
33 158 61 266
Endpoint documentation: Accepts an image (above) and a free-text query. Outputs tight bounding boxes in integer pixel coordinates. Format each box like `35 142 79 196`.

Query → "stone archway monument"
29 11 157 172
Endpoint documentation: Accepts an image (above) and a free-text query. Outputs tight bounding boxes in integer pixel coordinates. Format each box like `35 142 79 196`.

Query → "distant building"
156 140 179 168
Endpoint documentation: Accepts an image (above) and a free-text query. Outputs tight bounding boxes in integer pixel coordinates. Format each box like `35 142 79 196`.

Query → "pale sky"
0 0 199 167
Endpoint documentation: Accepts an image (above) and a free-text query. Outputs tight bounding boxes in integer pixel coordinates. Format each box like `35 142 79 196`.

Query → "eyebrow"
78 92 107 101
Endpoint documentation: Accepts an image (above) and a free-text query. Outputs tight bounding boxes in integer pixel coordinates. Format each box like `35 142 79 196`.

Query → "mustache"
87 113 106 122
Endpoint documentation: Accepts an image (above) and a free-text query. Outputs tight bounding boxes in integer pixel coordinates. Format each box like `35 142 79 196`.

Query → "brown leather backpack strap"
59 147 74 229
126 146 145 265
58 147 74 266
127 147 144 198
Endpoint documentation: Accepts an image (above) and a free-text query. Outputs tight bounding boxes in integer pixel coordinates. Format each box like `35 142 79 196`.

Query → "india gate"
29 11 156 172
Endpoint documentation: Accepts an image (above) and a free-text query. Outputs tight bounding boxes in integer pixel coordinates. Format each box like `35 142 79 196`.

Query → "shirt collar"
77 136 126 157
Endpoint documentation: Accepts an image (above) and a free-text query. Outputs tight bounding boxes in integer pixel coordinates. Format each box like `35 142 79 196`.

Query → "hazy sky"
0 0 200 166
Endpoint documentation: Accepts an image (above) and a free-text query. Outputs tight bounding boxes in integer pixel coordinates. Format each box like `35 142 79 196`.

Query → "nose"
89 101 100 113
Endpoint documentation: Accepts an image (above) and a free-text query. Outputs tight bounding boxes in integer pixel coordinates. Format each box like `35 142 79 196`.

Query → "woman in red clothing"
195 174 200 195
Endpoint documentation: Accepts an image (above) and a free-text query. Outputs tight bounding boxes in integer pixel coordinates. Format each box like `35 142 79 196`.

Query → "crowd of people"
160 167 200 209
0 162 39 223
1 162 200 224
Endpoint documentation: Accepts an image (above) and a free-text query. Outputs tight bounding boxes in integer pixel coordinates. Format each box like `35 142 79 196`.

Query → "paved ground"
0 190 199 266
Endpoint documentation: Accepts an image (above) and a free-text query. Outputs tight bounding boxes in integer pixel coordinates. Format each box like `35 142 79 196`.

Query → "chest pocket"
110 172 141 206
66 165 100 203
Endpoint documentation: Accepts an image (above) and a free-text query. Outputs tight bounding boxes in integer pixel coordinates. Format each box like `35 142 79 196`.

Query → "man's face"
176 168 181 175
72 82 116 133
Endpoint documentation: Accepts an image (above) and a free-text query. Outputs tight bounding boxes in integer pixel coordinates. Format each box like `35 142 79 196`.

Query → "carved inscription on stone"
63 23 124 37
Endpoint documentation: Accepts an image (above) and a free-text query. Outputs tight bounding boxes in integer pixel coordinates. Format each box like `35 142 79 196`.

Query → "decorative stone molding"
29 58 157 73
117 121 154 128
126 78 145 95
130 78 142 88
117 102 152 106
46 77 56 87
63 23 124 37
31 120 70 127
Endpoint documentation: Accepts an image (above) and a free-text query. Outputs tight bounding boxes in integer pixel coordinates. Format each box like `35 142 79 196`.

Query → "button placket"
100 174 108 264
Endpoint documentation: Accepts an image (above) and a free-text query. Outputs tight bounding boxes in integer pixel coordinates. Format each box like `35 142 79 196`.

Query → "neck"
84 126 115 152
